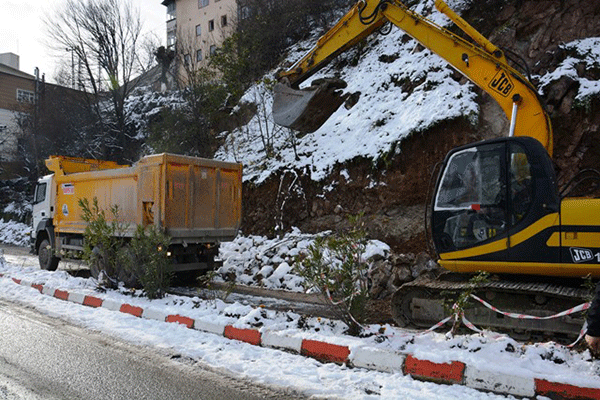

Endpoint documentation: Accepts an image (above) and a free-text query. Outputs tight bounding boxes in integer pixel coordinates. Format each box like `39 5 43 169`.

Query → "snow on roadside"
1 221 600 395
0 219 31 247
217 228 390 293
1 253 599 398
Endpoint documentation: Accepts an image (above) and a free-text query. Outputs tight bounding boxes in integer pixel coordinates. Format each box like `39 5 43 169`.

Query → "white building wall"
175 0 237 68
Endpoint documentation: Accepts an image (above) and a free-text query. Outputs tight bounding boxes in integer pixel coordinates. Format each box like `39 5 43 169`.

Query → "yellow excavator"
273 0 600 339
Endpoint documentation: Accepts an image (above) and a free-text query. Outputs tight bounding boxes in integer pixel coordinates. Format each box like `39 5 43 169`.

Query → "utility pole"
32 68 42 177
66 47 75 88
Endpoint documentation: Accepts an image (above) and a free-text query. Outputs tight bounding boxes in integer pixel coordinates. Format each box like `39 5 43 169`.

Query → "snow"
3 0 600 396
538 37 600 103
0 219 31 247
1 221 600 398
214 0 480 183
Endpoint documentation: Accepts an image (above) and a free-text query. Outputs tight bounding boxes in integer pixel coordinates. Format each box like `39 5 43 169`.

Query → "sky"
0 0 166 82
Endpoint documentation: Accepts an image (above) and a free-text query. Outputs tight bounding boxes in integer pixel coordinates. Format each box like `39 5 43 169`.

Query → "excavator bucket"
272 78 348 133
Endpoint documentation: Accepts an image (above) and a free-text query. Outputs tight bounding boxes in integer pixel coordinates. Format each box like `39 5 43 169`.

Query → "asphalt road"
0 300 304 400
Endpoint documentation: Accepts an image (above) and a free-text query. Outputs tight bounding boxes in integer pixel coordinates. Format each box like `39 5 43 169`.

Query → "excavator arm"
273 0 553 156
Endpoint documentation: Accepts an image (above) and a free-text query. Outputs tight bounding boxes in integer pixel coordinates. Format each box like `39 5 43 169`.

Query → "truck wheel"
118 268 140 288
118 248 140 288
89 247 117 288
38 239 59 271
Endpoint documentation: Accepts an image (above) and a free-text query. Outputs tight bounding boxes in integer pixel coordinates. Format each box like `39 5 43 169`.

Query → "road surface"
0 299 303 400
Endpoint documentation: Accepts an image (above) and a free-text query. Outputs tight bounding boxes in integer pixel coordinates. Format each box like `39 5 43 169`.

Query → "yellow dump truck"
31 154 242 279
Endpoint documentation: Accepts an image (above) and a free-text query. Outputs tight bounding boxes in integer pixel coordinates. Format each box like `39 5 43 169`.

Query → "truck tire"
89 246 118 288
118 248 141 288
38 238 59 271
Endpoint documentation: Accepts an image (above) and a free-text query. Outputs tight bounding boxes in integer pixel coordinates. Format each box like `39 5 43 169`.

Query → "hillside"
216 0 600 256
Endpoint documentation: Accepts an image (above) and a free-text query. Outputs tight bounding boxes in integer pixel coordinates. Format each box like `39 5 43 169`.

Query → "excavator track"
391 273 592 341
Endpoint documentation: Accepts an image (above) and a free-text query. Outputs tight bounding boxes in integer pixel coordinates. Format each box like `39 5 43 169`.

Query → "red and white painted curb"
2 272 600 399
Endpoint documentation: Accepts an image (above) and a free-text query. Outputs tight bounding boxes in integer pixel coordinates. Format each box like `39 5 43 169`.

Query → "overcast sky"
0 0 166 82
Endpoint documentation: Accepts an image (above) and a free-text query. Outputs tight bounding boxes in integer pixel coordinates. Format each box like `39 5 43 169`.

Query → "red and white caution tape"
324 286 347 306
468 293 590 346
324 286 365 330
423 315 453 333
566 320 588 348
470 294 590 320
418 295 590 347
461 314 483 334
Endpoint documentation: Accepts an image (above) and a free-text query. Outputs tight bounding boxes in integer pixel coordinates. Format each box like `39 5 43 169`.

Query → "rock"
368 253 419 299
223 272 236 282
410 251 439 278
368 259 394 299
391 266 412 287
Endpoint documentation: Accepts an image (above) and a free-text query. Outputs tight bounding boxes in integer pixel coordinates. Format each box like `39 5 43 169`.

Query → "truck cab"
31 174 59 270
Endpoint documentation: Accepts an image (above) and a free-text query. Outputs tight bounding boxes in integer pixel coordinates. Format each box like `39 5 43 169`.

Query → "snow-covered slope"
216 0 479 183
214 0 600 185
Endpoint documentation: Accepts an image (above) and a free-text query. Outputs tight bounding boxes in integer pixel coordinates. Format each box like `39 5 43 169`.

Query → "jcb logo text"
489 71 514 97
570 247 597 263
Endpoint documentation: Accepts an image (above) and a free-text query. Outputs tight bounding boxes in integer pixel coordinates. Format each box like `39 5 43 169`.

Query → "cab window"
34 183 47 204
509 143 533 225
434 143 506 249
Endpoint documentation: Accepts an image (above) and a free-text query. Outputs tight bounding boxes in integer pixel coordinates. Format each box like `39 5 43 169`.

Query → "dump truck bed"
50 153 242 243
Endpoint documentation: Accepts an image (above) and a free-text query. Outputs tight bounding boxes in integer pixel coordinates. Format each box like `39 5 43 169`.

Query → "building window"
208 19 214 32
239 6 251 20
209 45 217 56
196 49 203 62
166 2 176 21
167 34 177 49
221 15 227 27
199 0 209 8
196 24 202 36
16 89 35 104
184 54 191 66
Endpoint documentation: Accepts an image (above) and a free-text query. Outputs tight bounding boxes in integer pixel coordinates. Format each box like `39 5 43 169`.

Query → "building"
0 53 36 167
161 0 236 73
0 53 91 179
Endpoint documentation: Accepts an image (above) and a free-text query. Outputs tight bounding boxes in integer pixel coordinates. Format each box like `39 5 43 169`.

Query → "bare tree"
144 34 229 158
137 33 163 75
45 0 145 163
210 0 352 97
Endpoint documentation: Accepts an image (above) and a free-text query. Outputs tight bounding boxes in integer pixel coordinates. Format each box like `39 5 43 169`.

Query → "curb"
2 273 599 399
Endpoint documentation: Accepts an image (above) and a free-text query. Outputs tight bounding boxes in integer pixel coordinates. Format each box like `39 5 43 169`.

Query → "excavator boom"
273 0 553 155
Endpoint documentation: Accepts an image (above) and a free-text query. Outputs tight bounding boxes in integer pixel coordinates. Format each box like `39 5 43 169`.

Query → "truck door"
32 176 53 239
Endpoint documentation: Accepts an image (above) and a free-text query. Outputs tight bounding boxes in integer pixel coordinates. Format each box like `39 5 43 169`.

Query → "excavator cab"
431 136 560 269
